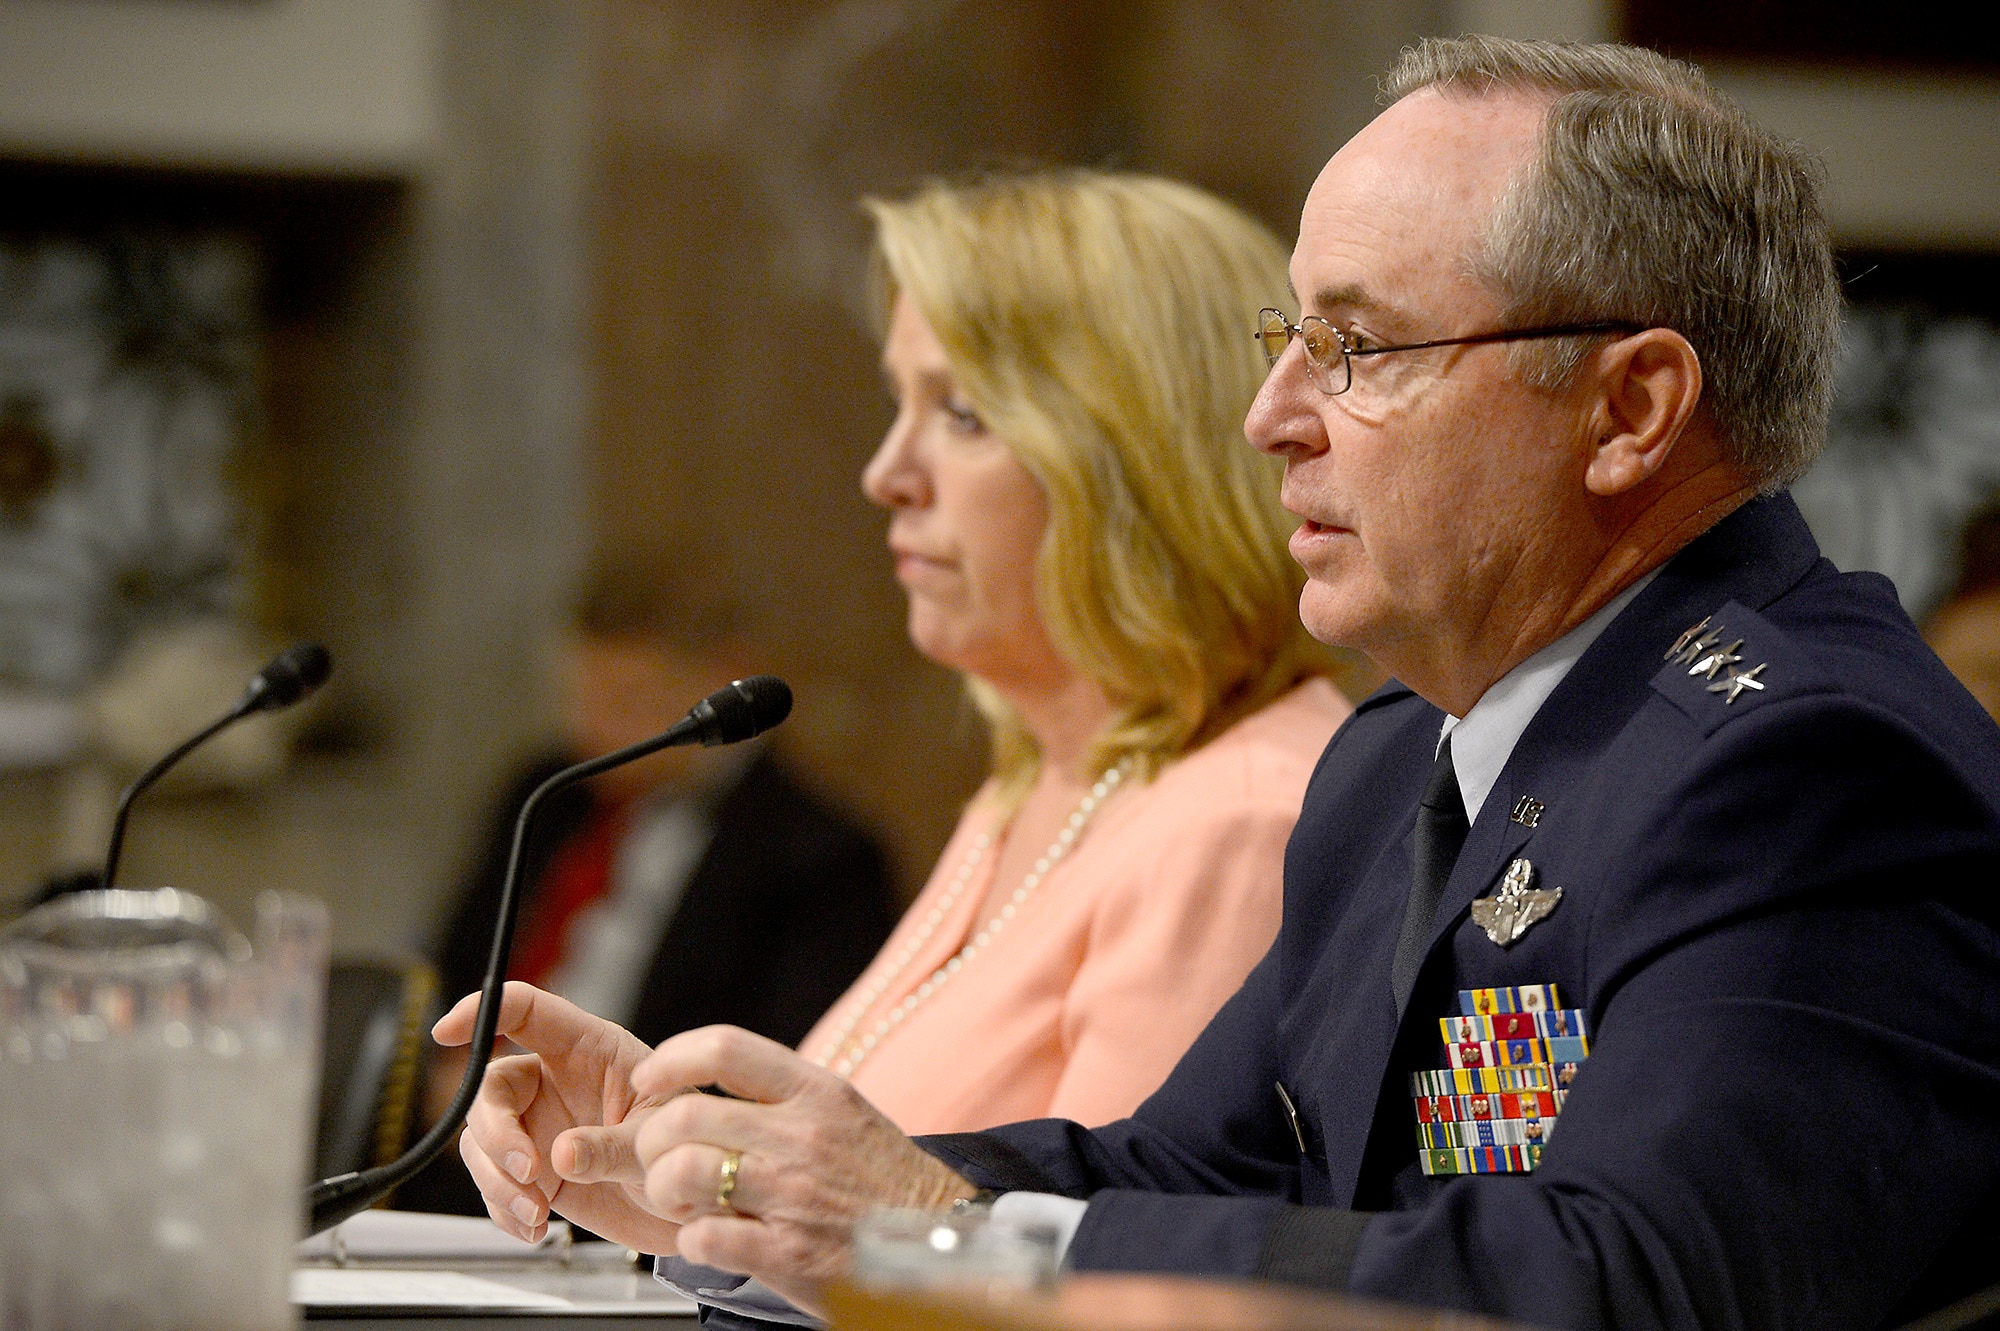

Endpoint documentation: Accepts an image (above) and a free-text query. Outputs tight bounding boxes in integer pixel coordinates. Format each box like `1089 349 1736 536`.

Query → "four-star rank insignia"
1470 857 1563 946
1664 617 1717 665
1707 662 1766 703
1668 616 1771 705
1688 638 1743 680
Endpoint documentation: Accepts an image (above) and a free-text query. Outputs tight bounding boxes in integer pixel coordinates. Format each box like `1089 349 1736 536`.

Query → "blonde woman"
442 168 1350 1249
799 170 1350 1132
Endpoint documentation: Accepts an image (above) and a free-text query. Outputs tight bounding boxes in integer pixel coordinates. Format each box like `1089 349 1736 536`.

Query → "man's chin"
1297 584 1378 652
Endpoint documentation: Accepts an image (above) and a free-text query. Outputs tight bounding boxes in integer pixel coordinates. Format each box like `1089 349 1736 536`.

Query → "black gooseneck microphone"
305 674 794 1235
101 641 334 891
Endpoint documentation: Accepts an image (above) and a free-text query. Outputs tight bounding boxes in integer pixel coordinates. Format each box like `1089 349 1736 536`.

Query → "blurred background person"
400 571 897 1212
1926 501 2000 720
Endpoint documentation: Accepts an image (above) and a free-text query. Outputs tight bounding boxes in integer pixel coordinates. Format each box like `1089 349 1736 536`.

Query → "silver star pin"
1707 662 1767 703
1688 638 1744 680
1469 857 1564 947
1665 616 1711 663
1672 626 1723 668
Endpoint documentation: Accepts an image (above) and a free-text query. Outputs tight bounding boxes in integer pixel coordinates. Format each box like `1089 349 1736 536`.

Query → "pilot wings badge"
1469 858 1563 947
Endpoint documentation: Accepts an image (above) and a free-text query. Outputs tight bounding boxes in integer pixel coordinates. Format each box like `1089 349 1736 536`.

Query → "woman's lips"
890 548 952 583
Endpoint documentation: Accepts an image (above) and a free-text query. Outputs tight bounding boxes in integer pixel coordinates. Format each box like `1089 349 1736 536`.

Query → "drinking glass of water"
0 888 328 1331
851 1204 1061 1297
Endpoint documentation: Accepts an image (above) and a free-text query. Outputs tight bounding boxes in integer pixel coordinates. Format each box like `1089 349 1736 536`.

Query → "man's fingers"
632 1089 772 1166
463 1055 547 1185
430 989 481 1047
432 982 602 1057
675 1214 831 1317
675 1212 766 1274
630 1025 815 1104
640 1141 753 1222
460 1125 552 1243
554 1122 646 1185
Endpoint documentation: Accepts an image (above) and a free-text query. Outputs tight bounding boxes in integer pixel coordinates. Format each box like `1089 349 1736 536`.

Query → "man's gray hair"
1384 36 1841 489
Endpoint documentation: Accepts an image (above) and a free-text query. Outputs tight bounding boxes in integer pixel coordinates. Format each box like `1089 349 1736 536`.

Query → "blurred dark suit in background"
395 571 899 1215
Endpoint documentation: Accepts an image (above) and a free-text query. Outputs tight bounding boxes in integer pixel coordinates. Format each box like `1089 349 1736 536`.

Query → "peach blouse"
799 679 1350 1135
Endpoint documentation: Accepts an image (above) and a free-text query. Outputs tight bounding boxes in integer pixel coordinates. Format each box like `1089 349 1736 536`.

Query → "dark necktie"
1392 733 1470 1013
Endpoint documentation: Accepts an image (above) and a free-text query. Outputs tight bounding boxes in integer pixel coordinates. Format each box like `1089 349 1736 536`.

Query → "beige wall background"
581 0 1428 905
0 1 1994 959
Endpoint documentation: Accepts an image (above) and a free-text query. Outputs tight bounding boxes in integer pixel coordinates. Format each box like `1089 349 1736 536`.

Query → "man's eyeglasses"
1257 308 1645 397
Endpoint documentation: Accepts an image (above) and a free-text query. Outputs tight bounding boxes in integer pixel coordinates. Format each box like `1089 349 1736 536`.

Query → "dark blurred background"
1 0 1996 958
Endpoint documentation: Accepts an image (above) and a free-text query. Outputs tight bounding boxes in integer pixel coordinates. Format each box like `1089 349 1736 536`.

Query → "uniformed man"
446 36 2000 1330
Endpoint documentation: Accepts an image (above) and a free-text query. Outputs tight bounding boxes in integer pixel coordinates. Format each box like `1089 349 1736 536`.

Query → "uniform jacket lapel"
1405 495 1827 1010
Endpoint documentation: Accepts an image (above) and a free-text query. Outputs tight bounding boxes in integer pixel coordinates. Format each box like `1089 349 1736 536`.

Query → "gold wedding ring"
715 1150 741 1212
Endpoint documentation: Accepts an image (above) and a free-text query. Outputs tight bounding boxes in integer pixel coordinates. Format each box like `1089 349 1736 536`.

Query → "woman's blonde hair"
865 168 1324 803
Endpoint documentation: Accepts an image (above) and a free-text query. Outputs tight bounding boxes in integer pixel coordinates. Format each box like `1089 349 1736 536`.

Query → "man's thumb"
552 1124 644 1184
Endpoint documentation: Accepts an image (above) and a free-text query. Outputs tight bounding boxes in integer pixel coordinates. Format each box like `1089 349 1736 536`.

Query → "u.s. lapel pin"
1509 796 1544 828
1469 858 1563 946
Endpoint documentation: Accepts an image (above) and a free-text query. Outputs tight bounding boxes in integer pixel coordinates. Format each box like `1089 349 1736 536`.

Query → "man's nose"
1244 350 1329 460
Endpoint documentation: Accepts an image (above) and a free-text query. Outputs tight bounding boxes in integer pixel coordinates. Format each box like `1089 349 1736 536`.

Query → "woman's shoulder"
1137 678 1352 816
1187 676 1351 774
1229 676 1353 749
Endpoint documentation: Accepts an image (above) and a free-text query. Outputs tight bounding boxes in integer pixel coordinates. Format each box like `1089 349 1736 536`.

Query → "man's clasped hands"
434 981 977 1315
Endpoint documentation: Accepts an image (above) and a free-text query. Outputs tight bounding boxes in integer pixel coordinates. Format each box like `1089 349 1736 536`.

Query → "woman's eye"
943 400 984 433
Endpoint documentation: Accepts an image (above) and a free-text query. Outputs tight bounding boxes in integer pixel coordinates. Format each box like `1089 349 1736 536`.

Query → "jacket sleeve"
920 939 1309 1276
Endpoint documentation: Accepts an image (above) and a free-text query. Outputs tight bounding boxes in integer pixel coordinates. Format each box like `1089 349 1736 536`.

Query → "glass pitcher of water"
0 888 328 1331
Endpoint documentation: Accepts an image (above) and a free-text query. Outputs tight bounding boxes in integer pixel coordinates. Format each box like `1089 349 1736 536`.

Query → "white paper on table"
291 1269 574 1309
296 1210 564 1261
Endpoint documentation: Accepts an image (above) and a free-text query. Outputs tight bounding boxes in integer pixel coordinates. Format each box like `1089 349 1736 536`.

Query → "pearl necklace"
811 759 1132 1078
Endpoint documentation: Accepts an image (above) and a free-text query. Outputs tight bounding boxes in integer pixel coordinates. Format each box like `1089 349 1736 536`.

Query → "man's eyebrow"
1309 282 1394 319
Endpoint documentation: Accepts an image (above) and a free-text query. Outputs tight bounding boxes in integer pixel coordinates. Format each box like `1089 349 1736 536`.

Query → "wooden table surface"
827 1273 1539 1331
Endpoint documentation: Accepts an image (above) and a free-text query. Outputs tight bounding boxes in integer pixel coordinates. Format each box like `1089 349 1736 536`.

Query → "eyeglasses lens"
1297 320 1349 394
1257 309 1351 394
1257 310 1292 367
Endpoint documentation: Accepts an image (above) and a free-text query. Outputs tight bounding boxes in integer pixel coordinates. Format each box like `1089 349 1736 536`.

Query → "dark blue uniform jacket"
924 495 2000 1330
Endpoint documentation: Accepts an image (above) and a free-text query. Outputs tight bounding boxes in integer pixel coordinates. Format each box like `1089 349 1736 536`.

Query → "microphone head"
692 675 793 746
243 641 333 713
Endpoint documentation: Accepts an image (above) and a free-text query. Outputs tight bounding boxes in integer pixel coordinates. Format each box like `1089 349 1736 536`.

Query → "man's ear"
1582 329 1703 497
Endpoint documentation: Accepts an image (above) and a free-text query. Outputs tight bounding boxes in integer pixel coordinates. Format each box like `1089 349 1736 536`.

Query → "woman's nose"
861 413 929 508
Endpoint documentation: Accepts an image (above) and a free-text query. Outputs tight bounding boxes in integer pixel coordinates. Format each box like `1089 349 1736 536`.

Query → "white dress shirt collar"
1439 569 1659 824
